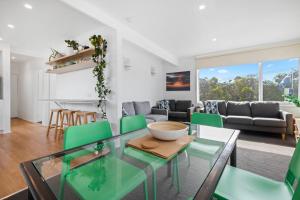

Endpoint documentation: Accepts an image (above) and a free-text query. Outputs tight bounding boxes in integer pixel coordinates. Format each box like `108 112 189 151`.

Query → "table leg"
230 143 237 167
28 189 34 200
167 161 172 177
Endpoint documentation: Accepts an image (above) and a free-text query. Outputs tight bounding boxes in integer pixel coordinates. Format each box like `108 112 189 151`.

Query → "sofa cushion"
175 100 192 112
227 101 251 116
217 101 227 116
146 114 168 122
168 99 176 111
251 102 280 118
227 115 253 125
122 102 136 116
158 100 170 110
253 117 286 128
169 111 187 119
133 101 151 115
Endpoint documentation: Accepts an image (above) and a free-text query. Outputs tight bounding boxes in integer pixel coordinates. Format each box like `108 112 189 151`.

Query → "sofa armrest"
279 110 293 135
187 106 195 122
151 108 168 116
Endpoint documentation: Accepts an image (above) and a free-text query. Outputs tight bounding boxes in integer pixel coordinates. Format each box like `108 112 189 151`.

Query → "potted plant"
48 48 64 62
65 40 79 54
89 35 111 119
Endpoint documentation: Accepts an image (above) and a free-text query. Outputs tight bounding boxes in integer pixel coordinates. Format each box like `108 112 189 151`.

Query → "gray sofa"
122 101 168 123
203 101 293 140
154 100 194 122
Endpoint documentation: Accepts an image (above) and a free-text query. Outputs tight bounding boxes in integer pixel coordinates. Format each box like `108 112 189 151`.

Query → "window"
198 58 300 102
263 58 299 101
199 63 259 101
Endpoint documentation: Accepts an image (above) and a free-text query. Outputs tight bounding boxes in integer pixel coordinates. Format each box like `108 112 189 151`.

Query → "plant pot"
65 47 78 55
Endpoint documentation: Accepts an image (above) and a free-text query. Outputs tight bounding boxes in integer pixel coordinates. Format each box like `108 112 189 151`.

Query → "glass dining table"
20 124 239 200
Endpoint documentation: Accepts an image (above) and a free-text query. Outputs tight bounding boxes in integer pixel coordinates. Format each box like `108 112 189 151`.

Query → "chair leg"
54 111 60 136
47 111 53 136
281 133 286 141
175 156 180 193
78 116 82 125
93 113 97 122
152 170 157 200
83 115 88 124
171 156 180 192
143 180 148 200
60 113 65 132
186 150 191 167
71 113 75 126
67 114 71 127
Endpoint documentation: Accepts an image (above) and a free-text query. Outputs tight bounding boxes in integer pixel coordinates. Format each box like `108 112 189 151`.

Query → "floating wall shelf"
46 60 95 74
47 48 95 65
46 48 95 74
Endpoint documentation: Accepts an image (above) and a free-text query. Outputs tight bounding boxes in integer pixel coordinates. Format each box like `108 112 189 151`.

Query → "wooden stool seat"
75 111 97 125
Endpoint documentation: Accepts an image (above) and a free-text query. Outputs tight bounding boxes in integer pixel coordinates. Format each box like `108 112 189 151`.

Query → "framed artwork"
166 71 190 91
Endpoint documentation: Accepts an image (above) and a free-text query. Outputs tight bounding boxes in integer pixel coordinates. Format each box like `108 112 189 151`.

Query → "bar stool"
60 110 78 128
60 110 79 133
75 111 97 125
47 108 66 137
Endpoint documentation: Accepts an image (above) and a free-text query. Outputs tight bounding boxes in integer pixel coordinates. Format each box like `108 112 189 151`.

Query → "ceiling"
0 0 299 60
86 0 300 57
0 0 104 58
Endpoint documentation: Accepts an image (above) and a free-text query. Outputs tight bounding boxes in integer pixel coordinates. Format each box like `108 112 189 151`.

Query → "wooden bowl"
147 121 188 141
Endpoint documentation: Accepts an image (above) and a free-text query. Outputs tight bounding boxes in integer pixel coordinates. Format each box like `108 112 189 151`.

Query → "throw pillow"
158 100 170 110
205 101 219 114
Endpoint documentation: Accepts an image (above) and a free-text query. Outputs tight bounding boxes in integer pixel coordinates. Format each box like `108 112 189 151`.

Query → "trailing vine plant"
89 35 111 118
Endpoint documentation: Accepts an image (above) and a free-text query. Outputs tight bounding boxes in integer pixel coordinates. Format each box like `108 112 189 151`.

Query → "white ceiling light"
11 56 16 60
199 4 206 10
0 37 3 41
212 38 217 42
7 24 15 29
24 3 33 9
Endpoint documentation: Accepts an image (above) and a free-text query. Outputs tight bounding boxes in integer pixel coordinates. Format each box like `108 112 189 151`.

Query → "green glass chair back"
191 113 223 128
285 140 300 192
64 121 113 150
120 115 147 134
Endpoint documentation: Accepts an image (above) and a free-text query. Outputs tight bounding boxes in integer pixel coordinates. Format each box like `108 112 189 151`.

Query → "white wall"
120 41 168 106
0 43 11 133
164 57 197 105
17 59 45 122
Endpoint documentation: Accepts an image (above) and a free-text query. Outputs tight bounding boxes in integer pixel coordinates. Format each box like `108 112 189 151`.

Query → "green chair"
120 114 147 134
186 113 224 167
214 140 300 200
191 113 223 128
59 121 148 200
120 115 180 200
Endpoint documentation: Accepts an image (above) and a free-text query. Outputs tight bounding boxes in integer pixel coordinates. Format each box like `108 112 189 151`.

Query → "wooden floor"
0 118 63 199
